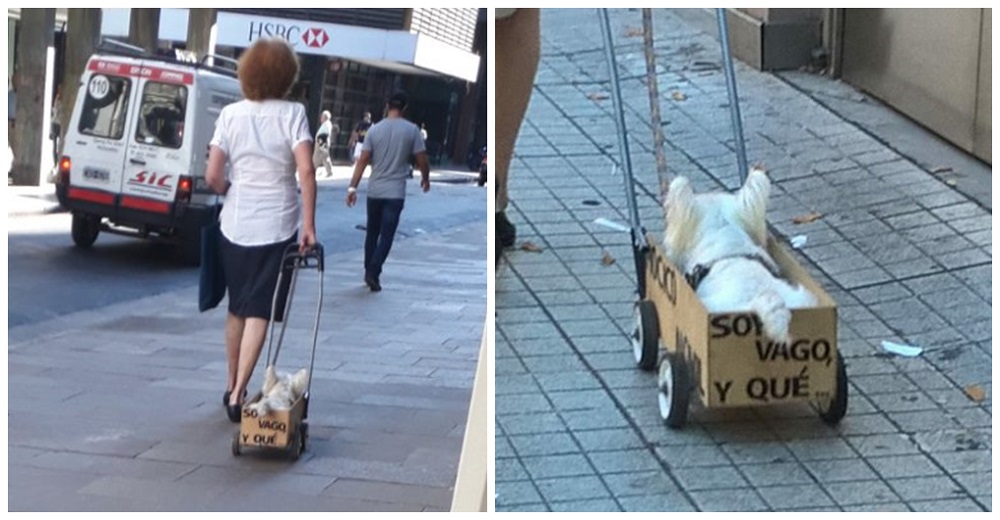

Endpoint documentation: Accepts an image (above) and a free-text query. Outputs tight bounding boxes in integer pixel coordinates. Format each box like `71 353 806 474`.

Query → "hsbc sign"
245 20 329 50
214 12 479 82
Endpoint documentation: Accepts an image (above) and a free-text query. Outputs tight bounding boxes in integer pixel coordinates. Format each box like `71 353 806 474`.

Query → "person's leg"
496 8 541 255
228 317 269 407
323 149 334 178
224 312 245 396
364 197 384 280
369 198 404 281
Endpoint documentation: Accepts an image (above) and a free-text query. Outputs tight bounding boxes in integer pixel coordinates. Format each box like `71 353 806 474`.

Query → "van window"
78 75 131 140
136 82 188 149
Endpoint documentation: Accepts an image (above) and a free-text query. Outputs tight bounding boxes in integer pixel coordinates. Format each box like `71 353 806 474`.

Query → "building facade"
8 8 485 171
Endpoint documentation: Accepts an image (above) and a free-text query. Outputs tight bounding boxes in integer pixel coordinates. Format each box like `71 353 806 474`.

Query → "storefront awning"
95 9 479 83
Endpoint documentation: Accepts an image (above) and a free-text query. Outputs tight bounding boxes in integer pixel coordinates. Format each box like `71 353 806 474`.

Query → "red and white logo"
302 28 329 48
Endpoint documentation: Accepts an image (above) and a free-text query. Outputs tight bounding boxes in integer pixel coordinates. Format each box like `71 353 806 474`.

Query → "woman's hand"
299 226 317 254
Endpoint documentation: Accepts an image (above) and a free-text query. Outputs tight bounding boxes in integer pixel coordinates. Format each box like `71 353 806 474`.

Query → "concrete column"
128 8 160 52
186 8 216 60
12 8 55 186
59 8 102 155
451 15 486 166
303 55 327 133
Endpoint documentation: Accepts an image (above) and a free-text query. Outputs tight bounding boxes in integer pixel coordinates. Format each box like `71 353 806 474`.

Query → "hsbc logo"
302 28 329 48
247 21 329 50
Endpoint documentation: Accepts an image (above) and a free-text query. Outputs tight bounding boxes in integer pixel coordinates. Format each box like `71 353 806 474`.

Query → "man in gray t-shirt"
346 92 430 292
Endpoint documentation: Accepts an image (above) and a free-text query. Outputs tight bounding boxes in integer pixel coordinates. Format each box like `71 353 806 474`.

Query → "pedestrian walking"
348 111 372 163
345 92 429 292
204 37 318 423
313 109 334 178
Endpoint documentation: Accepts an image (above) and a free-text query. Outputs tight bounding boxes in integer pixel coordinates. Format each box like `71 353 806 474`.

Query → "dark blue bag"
198 207 226 312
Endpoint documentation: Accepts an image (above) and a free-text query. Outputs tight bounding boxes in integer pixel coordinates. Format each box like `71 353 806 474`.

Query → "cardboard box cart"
596 9 847 428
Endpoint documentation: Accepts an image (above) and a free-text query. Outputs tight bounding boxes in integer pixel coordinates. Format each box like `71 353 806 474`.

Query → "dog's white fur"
245 366 309 416
663 168 816 343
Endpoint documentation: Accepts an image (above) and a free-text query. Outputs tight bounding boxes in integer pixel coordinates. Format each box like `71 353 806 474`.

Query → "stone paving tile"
521 453 596 480
496 7 990 512
534 475 612 502
548 498 622 512
688 488 769 511
886 475 969 502
823 480 902 507
757 483 836 509
618 493 697 512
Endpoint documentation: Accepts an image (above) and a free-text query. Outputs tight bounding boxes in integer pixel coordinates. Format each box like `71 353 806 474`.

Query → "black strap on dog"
685 254 783 290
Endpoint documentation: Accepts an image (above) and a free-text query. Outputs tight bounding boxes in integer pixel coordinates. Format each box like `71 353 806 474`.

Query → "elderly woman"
206 37 317 422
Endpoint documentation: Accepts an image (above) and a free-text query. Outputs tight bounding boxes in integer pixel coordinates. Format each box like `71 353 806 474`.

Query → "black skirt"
220 232 297 321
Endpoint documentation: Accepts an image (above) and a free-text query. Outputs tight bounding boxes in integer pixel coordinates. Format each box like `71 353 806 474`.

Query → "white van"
55 42 243 264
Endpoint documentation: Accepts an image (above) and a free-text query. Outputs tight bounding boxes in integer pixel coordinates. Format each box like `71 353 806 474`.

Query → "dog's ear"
262 365 277 393
291 369 309 396
737 167 770 245
663 176 697 262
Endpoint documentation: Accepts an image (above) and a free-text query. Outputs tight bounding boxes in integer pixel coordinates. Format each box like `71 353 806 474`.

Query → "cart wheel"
231 431 241 457
657 353 690 429
818 351 848 425
289 427 306 461
632 300 660 371
300 423 308 454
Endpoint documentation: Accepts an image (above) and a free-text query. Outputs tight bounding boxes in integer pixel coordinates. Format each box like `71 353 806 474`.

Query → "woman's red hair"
238 37 299 101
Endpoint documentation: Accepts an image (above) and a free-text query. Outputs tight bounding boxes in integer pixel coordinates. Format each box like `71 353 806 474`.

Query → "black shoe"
497 211 516 248
223 389 246 406
226 404 242 423
365 275 382 292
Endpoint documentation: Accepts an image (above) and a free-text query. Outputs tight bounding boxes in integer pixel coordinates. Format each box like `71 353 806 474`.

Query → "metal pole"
599 8 647 297
716 8 749 183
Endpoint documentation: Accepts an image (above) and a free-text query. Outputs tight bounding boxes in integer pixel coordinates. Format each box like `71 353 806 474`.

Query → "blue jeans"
364 197 405 279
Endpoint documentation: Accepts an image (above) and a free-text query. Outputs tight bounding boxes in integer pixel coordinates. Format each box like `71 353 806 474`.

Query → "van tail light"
57 156 71 185
177 175 193 203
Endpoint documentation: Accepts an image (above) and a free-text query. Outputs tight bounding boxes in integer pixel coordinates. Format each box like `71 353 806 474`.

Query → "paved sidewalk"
9 221 486 511
496 9 990 512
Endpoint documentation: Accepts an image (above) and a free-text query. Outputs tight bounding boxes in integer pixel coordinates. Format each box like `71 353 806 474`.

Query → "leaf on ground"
520 241 544 253
945 179 958 186
601 251 616 266
671 91 687 101
624 26 643 37
792 211 823 224
587 92 610 101
930 166 953 174
964 385 986 402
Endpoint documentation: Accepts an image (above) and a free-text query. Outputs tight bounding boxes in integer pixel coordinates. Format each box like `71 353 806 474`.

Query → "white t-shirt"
210 99 312 246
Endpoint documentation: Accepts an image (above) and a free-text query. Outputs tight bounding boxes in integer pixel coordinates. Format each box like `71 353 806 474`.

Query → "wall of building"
841 8 991 163
409 8 478 52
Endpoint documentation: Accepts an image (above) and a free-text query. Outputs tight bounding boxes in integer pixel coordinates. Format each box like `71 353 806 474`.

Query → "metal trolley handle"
264 242 325 398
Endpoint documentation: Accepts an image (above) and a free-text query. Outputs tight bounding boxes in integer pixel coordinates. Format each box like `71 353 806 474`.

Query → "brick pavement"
9 222 486 511
496 8 990 512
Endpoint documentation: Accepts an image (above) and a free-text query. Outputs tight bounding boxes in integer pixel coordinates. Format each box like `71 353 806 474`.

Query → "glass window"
135 82 188 149
78 75 131 140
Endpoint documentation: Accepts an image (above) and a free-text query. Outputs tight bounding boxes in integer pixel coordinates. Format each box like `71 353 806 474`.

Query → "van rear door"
118 64 194 214
64 59 136 205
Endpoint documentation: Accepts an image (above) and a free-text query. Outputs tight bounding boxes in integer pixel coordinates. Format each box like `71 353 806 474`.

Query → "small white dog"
662 167 816 343
245 366 309 416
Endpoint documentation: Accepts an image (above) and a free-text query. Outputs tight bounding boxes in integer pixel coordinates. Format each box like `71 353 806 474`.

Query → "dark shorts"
220 232 296 321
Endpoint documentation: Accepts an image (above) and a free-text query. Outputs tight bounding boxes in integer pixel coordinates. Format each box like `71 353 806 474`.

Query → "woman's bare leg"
228 317 269 406
224 313 244 394
496 9 541 248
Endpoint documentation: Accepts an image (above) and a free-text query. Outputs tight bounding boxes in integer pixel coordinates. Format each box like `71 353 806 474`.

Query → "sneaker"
497 211 516 248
